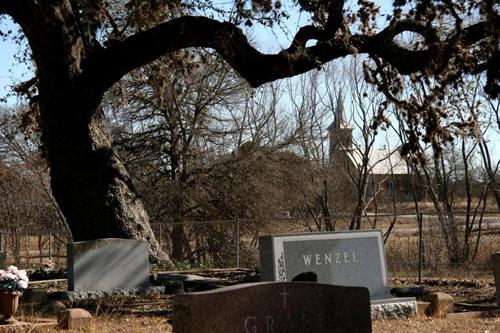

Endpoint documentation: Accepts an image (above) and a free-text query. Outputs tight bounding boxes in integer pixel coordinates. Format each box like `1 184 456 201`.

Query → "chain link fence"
1 212 499 279
152 212 500 279
0 226 70 267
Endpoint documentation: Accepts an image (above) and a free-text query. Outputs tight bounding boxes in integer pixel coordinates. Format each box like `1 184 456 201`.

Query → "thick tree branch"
88 15 495 90
0 1 14 15
290 25 325 50
375 19 439 44
0 0 28 18
325 0 345 33
289 0 346 50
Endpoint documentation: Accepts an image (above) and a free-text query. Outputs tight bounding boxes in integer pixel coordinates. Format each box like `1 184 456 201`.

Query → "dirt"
179 269 497 305
23 268 498 332
28 268 497 310
389 276 497 315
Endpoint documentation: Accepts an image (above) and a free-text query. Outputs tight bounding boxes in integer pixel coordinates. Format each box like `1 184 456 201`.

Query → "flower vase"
0 292 21 324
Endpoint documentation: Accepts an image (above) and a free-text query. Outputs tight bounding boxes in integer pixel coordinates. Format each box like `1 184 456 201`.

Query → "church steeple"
329 89 353 160
334 90 346 129
333 89 351 129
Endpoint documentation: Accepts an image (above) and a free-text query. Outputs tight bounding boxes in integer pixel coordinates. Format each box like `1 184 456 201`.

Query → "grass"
15 314 499 332
373 316 500 333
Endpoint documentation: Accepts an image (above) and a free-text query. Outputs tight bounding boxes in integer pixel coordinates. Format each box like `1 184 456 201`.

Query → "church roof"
345 147 409 175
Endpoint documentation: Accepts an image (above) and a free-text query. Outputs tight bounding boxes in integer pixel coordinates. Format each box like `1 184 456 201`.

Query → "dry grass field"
373 317 500 333
12 314 500 332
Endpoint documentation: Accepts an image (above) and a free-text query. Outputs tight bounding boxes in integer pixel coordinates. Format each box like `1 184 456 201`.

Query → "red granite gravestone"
173 282 371 333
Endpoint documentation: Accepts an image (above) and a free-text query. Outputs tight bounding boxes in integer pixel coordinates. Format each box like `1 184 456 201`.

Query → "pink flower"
7 266 18 273
17 280 28 289
0 265 28 291
15 270 28 281
0 273 17 281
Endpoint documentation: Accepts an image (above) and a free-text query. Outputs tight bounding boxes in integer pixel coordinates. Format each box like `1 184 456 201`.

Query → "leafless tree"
391 75 495 265
329 60 403 230
107 57 313 262
0 107 69 265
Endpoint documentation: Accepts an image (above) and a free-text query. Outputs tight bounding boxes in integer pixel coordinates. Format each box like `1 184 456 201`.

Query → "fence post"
158 223 162 249
48 232 53 261
418 213 423 284
25 230 30 266
236 220 240 268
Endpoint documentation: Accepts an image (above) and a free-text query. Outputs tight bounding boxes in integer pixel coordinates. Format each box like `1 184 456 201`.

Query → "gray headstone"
173 282 371 333
67 238 149 291
259 230 390 299
493 252 500 307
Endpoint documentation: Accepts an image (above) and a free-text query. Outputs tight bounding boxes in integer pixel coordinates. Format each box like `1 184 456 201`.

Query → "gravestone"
493 252 500 307
259 230 390 300
173 282 371 333
67 238 149 291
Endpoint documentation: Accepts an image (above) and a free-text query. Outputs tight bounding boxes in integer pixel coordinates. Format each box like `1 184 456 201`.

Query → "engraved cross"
280 286 290 310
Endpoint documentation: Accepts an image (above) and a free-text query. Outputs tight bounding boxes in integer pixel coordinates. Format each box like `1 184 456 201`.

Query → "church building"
327 94 414 206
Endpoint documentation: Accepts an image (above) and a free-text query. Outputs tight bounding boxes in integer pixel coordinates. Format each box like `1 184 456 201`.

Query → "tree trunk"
39 88 169 263
9 1 170 263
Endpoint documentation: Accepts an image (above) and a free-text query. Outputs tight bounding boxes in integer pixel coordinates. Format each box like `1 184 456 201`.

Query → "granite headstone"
259 230 390 299
67 238 149 291
173 282 371 333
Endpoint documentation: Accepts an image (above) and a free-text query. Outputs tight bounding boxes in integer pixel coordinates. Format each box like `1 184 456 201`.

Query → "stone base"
49 286 165 302
417 301 431 318
371 297 418 320
421 292 454 317
57 308 92 330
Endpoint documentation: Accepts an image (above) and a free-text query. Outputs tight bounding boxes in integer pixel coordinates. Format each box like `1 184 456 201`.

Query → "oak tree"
0 0 498 261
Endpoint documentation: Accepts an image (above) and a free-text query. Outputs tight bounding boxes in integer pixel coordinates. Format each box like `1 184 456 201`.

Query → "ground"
373 317 499 333
24 316 500 332
20 269 500 332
